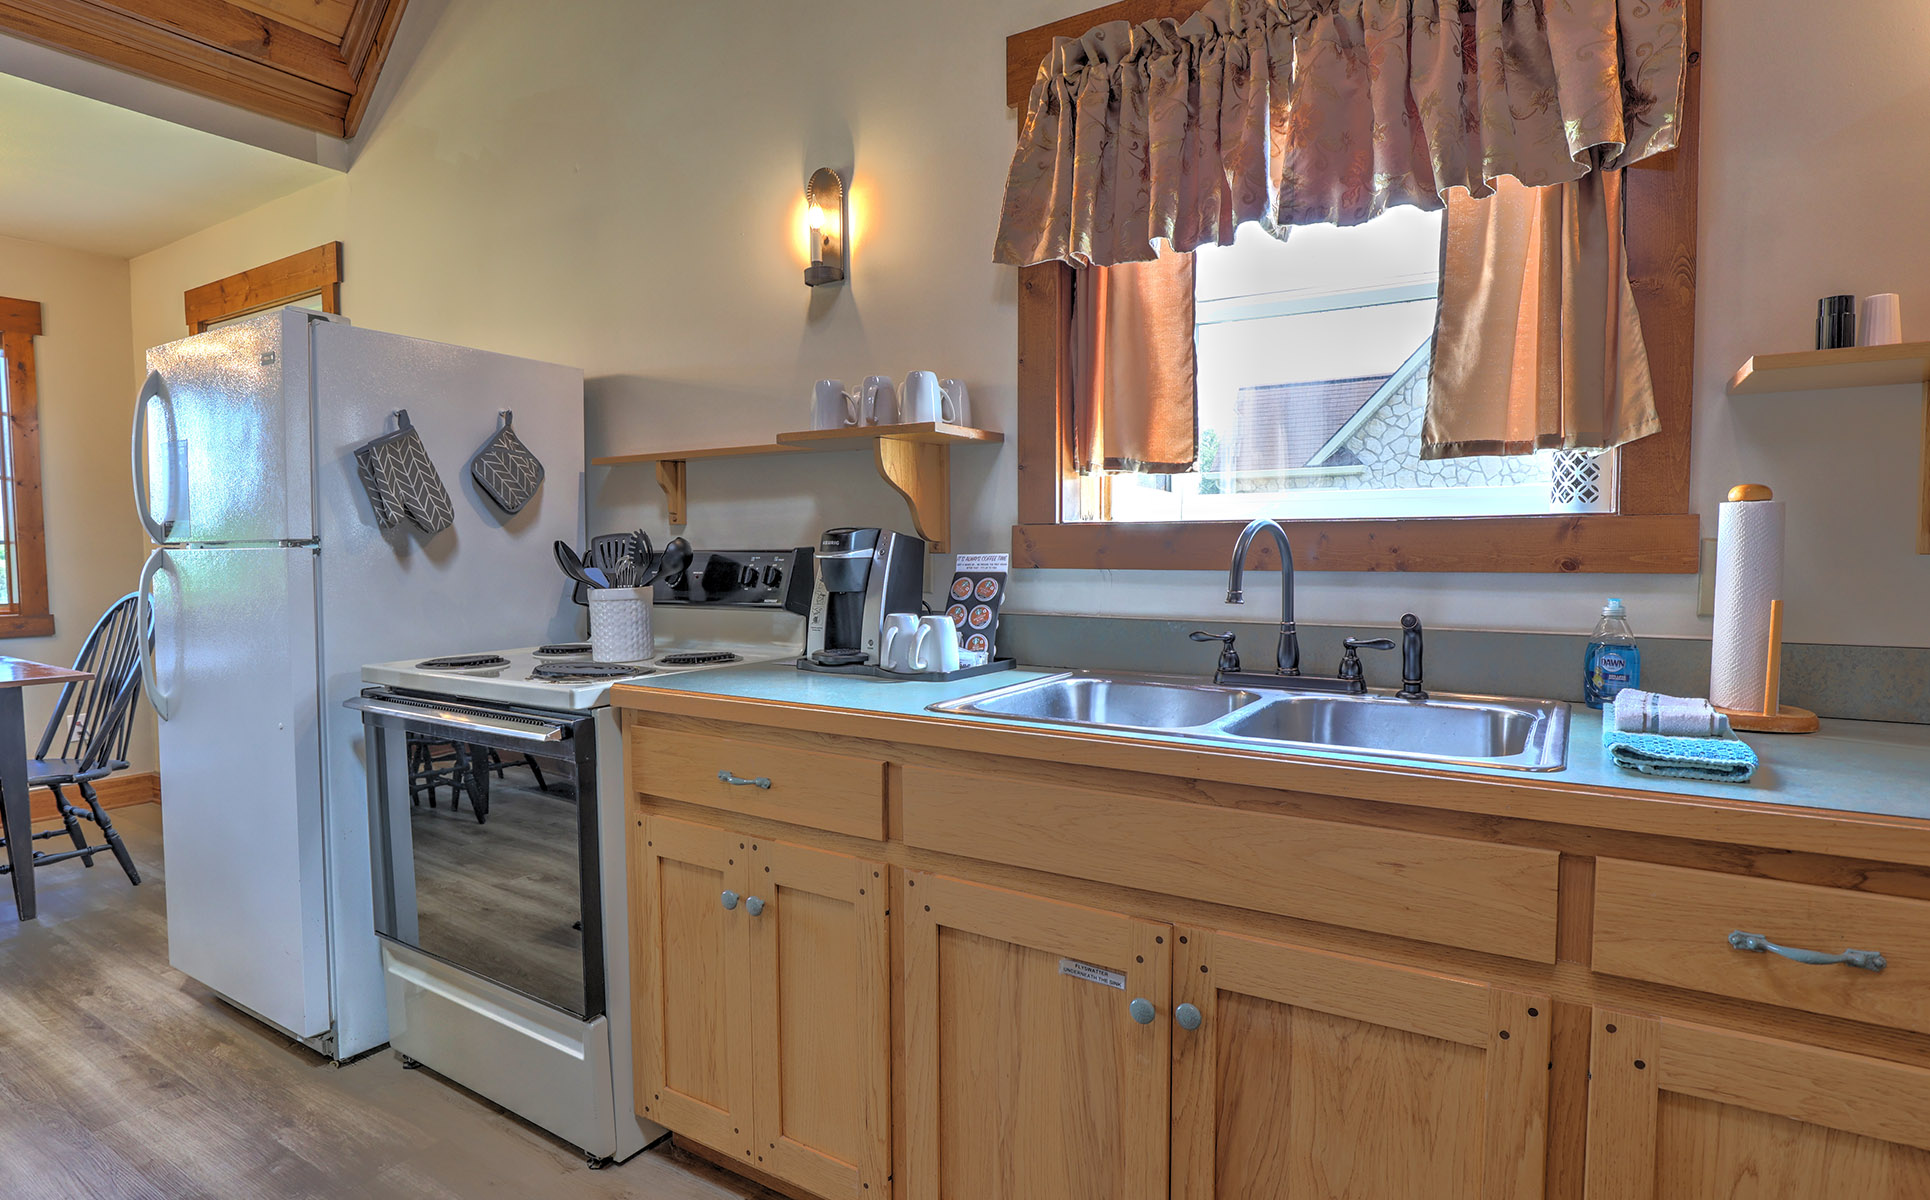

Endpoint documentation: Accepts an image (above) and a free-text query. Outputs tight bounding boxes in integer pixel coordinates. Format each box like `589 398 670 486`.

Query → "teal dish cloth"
1602 722 1759 783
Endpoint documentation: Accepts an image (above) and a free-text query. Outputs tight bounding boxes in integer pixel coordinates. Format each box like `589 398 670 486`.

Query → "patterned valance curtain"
993 0 1689 269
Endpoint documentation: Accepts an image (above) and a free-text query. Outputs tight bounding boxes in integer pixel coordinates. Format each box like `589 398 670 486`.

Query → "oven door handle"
344 695 571 743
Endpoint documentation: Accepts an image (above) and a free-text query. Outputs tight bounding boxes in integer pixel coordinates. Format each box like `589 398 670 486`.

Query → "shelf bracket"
874 437 950 554
655 459 687 526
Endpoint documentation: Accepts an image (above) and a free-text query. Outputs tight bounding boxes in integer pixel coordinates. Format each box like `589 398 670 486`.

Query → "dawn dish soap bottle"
1584 598 1641 709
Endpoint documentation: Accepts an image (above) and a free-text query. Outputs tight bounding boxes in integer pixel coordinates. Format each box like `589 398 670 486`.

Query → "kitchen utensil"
554 541 603 589
861 376 898 426
656 537 693 588
626 529 656 586
1862 294 1903 346
939 378 971 426
902 371 944 423
813 380 859 430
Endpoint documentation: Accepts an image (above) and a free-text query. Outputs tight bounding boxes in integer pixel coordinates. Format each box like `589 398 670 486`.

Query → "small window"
1101 213 1613 523
0 298 53 637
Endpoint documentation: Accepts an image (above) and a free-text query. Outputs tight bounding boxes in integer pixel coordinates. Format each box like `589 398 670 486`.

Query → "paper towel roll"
1710 496 1785 711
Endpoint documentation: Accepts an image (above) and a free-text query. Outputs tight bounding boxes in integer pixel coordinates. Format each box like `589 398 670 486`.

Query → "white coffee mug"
939 378 971 427
913 614 961 674
861 375 898 426
880 612 921 671
901 370 944 423
1862 294 1903 346
813 379 858 430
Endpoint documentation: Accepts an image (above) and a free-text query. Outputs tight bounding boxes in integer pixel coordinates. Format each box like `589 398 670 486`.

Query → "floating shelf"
1727 343 1930 555
591 422 1004 553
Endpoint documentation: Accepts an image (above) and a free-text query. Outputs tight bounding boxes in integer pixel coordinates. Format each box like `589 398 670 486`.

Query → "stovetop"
361 639 794 711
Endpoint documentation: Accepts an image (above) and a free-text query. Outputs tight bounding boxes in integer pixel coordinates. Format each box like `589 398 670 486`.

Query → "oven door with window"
352 688 603 1020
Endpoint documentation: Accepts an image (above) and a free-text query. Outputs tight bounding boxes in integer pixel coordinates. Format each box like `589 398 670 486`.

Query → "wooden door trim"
184 242 342 334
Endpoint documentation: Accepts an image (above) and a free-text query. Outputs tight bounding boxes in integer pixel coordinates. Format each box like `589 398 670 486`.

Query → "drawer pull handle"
1729 930 1887 973
1129 997 1156 1025
717 770 772 789
1175 1003 1204 1032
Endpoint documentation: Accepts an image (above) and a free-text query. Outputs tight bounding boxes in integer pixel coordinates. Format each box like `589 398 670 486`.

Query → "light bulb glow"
807 203 825 232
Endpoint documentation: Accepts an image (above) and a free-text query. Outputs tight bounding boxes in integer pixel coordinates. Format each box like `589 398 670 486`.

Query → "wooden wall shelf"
591 423 1004 553
1727 343 1930 555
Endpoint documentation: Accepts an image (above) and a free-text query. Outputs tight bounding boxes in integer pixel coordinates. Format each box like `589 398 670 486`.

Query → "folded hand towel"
1602 722 1758 784
1613 689 1732 738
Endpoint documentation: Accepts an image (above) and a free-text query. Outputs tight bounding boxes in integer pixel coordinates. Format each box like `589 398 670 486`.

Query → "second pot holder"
354 409 455 534
469 410 544 515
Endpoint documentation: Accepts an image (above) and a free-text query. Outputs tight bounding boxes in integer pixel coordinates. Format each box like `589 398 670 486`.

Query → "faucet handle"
1189 630 1241 676
1337 638 1392 683
1343 638 1394 652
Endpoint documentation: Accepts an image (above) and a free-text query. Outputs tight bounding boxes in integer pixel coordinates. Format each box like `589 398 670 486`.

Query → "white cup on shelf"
901 371 944 423
939 379 971 427
812 379 858 430
860 376 898 426
1862 294 1903 346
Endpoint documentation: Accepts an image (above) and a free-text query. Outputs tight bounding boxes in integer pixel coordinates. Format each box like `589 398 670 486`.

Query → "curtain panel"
994 0 1689 269
1071 250 1200 474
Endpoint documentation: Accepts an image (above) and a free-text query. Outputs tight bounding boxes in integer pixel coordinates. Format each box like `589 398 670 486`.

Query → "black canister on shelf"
1817 294 1857 349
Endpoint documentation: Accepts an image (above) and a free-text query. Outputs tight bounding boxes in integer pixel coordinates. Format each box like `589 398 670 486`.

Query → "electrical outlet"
1696 538 1718 617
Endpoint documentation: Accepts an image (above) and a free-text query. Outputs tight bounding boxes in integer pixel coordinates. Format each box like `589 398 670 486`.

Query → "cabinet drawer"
1594 858 1930 1034
628 724 885 840
900 766 1558 962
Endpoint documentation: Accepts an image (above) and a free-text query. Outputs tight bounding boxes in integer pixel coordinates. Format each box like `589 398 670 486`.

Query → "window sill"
1011 513 1702 574
0 613 56 639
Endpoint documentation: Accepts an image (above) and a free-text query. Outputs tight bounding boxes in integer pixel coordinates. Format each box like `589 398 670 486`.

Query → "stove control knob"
740 564 759 588
763 565 783 588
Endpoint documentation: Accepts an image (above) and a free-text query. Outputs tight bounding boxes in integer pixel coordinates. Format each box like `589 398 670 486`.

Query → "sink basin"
1210 692 1567 770
928 671 1568 771
927 673 1266 732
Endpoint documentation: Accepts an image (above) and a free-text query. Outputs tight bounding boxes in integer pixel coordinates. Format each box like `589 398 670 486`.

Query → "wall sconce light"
804 168 847 288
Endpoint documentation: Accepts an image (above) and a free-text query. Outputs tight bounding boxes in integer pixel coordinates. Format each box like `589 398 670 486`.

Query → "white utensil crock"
588 586 655 662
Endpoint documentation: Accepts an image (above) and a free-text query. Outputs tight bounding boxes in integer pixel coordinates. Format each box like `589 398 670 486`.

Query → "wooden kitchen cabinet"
632 815 889 1199
1585 1010 1930 1197
901 872 1173 1200
1172 927 1551 1200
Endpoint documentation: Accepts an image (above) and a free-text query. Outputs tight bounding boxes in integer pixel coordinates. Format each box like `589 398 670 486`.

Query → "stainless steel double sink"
927 671 1569 771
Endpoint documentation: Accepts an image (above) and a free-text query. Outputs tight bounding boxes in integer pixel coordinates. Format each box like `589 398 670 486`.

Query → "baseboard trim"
30 771 160 824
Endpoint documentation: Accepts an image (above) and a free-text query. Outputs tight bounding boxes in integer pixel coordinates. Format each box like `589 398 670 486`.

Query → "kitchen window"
1006 0 1704 575
1100 211 1613 526
0 298 53 637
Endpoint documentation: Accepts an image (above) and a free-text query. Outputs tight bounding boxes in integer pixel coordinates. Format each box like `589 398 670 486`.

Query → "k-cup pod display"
948 553 1008 668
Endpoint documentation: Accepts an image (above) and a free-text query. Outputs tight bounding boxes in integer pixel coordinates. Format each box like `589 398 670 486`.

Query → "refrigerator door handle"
132 370 179 543
138 548 176 721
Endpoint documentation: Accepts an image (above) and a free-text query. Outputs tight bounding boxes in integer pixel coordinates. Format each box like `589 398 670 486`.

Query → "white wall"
0 235 152 769
124 0 1930 648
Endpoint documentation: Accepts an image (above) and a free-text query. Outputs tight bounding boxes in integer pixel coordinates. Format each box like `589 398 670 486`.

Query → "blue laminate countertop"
616 662 1930 826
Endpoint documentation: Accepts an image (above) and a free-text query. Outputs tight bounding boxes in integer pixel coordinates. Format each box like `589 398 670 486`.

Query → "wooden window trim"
1006 0 1703 574
0 299 54 639
184 242 343 334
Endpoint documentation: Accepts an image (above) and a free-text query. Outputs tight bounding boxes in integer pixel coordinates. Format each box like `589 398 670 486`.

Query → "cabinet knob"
1128 997 1156 1025
721 890 739 911
746 895 766 917
1175 1003 1203 1032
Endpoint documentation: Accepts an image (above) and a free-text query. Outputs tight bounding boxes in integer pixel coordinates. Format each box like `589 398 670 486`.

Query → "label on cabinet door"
1058 958 1126 990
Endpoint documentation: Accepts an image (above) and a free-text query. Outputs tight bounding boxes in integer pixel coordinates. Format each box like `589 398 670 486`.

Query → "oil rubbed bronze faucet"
1195 520 1432 698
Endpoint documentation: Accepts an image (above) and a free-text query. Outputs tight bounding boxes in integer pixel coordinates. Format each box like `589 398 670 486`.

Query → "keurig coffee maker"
803 528 926 667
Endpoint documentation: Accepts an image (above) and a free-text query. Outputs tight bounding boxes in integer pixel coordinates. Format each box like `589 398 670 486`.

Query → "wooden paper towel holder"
1715 597 1819 734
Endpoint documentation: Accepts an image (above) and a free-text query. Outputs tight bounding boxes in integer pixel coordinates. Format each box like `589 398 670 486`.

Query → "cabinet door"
1173 928 1550 1200
632 815 754 1156
1585 1010 1930 1198
902 872 1171 1200
747 837 890 1198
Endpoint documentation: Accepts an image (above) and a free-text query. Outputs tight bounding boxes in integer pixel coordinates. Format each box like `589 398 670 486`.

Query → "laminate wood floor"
0 804 779 1200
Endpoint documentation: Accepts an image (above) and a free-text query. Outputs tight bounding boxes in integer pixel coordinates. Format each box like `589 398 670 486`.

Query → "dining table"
0 655 93 920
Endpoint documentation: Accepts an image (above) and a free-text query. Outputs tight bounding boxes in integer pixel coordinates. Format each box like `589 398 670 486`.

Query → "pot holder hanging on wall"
353 409 455 534
469 410 544 515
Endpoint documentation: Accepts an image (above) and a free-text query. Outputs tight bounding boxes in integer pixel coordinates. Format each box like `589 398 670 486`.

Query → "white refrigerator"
134 309 584 1060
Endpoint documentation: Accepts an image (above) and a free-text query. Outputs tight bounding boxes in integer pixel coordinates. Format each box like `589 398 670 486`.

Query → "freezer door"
147 544 329 1039
140 309 326 544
